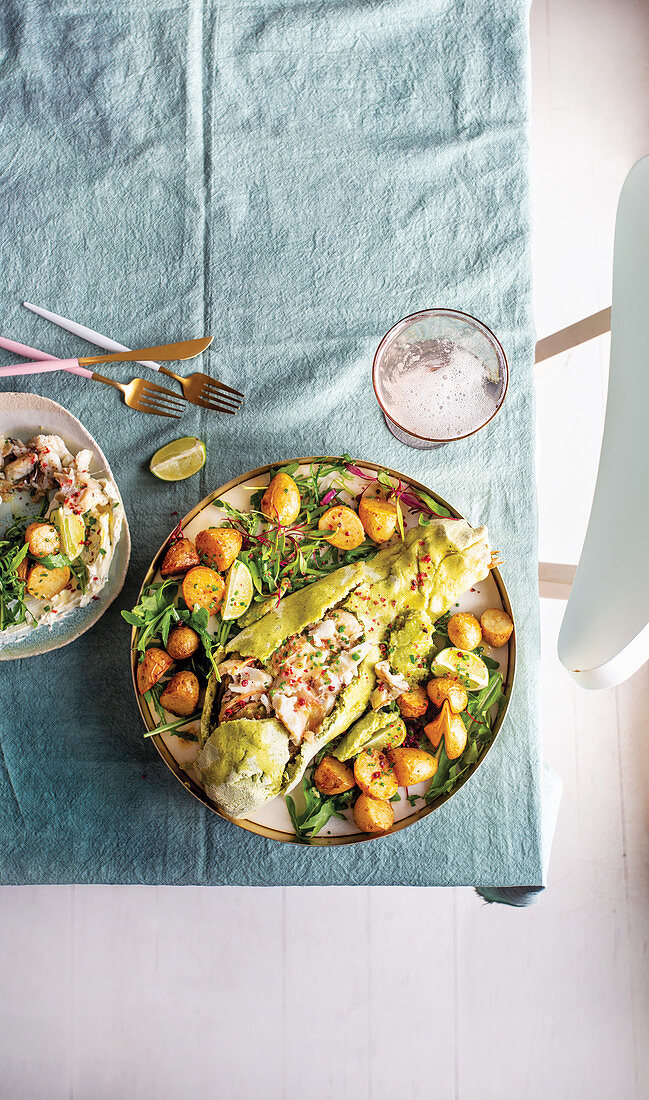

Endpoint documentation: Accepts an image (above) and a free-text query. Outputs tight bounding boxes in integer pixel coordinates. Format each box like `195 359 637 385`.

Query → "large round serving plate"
131 459 515 844
0 392 131 660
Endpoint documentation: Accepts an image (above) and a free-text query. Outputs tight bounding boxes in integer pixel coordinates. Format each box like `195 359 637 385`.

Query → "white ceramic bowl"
0 392 130 659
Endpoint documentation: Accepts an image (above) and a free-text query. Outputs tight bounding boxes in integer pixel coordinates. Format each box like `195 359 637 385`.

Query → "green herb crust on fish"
197 518 490 818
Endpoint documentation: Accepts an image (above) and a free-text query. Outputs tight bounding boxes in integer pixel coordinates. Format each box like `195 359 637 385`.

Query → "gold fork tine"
135 402 182 419
204 378 244 398
89 372 187 417
139 386 186 408
192 396 239 415
201 389 241 410
202 381 243 404
142 379 188 400
139 399 185 416
154 365 245 411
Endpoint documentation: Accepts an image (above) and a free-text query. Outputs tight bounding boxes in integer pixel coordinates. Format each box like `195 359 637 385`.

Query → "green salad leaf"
285 777 355 842
0 503 48 631
122 578 180 653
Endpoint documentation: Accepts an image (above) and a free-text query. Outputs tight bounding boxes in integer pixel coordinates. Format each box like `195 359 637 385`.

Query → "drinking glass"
372 308 509 449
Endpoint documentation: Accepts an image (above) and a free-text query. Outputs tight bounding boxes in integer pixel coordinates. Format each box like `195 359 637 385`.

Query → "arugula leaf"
286 776 355 841
416 489 451 517
121 579 180 653
37 552 72 569
144 685 168 722
143 711 200 738
176 605 222 675
10 543 29 569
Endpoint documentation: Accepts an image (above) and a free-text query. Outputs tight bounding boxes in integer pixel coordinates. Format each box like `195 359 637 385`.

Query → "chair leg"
539 562 576 599
535 307 611 363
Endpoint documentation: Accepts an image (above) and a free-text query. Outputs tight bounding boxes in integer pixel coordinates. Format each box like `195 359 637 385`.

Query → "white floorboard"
2 1 649 1097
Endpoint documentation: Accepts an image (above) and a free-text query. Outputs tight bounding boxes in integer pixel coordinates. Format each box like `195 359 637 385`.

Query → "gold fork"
156 366 244 414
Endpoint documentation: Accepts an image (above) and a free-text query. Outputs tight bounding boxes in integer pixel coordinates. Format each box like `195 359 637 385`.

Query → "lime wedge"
50 507 85 561
150 437 206 482
431 647 489 690
221 559 253 621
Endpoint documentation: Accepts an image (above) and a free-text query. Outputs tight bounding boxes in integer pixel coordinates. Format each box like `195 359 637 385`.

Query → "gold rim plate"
130 458 516 845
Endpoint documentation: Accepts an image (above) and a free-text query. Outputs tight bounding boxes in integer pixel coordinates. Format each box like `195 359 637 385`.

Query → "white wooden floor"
2 2 649 1097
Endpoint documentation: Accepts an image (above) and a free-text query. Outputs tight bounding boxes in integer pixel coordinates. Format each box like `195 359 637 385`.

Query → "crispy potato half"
397 686 428 718
480 608 514 649
353 793 394 835
317 505 365 550
166 625 200 660
424 701 467 759
160 537 200 577
137 647 174 695
426 676 468 713
353 748 398 800
388 746 438 787
260 471 301 526
160 670 200 716
447 612 482 651
182 566 225 613
24 522 60 558
314 755 356 796
195 527 242 572
358 494 398 543
26 563 70 600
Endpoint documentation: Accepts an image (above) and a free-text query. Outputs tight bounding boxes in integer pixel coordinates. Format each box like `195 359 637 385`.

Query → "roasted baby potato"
480 608 514 649
397 686 429 718
424 700 467 759
314 755 356 796
358 494 398 543
388 746 438 787
26 563 70 600
317 506 365 550
195 526 242 572
159 670 200 716
136 647 174 695
447 612 482 651
182 566 225 613
353 748 398 800
160 537 200 577
261 471 301 526
24 522 60 558
353 793 394 834
426 676 468 713
166 624 200 660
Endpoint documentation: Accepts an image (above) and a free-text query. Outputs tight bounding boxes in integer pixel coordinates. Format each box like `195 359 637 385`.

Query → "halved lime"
50 507 85 560
431 647 489 690
221 559 253 621
150 437 206 482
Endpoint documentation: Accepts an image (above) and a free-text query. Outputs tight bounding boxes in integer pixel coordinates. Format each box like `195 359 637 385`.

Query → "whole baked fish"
197 518 491 818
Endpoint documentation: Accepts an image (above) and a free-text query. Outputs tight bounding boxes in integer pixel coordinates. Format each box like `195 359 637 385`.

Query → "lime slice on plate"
50 507 85 560
221 559 253 621
431 647 489 690
150 437 206 482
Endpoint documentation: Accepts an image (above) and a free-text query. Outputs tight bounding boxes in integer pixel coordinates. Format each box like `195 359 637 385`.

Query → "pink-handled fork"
0 336 91 376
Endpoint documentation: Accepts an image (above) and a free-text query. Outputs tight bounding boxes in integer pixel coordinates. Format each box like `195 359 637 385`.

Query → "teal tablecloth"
0 0 544 887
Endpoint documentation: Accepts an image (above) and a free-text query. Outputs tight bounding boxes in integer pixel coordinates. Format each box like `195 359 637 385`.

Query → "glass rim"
372 307 510 444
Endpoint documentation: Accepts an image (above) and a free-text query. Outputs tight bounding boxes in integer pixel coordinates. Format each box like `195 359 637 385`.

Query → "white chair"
537 156 649 689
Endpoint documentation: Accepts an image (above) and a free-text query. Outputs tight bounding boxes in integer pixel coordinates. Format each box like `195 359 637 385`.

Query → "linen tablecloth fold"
0 0 543 887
